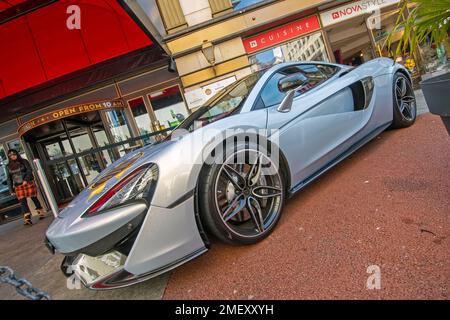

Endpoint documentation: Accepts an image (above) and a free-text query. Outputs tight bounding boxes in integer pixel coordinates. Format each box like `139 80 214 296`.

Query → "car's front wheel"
198 141 285 245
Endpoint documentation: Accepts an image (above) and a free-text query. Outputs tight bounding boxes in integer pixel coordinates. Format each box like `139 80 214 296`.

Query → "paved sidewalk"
164 113 449 300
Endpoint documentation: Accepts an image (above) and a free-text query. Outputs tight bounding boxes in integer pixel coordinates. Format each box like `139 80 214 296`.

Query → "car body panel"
265 58 402 188
124 195 207 276
47 202 147 254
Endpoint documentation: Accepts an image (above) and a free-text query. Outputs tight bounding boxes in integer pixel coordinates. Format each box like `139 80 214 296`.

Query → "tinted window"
257 64 339 108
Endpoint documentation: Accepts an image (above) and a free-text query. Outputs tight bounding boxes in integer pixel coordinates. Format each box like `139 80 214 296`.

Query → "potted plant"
387 0 450 134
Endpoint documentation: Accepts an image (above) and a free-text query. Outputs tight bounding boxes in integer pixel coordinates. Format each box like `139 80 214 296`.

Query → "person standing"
6 149 46 225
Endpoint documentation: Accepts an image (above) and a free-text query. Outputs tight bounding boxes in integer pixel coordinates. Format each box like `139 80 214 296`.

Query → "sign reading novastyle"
320 0 400 27
243 15 321 54
18 100 124 136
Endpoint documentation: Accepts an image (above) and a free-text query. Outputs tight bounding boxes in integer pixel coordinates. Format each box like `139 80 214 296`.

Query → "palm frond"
386 0 450 59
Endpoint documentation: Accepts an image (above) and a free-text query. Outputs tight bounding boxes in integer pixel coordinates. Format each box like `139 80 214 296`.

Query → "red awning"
0 0 153 99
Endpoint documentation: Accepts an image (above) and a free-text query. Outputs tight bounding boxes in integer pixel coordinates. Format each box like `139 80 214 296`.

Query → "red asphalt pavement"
163 113 450 300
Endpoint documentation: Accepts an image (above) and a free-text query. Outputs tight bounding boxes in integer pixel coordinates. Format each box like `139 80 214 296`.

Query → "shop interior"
325 5 418 75
325 15 375 67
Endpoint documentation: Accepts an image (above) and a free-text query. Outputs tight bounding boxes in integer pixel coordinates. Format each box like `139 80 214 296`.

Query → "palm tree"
386 0 449 59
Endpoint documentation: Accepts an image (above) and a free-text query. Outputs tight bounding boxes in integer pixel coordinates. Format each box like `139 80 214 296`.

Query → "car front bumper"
47 194 208 290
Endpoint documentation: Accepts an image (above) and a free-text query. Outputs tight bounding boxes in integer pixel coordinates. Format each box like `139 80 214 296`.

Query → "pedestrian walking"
6 149 46 225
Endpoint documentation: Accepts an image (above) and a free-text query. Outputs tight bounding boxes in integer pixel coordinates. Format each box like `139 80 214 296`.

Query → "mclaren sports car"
45 58 417 289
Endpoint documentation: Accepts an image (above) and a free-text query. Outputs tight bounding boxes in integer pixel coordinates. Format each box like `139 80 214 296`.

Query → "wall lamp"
201 40 216 66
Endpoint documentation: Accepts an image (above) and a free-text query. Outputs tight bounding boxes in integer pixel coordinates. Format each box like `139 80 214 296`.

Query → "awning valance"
18 99 124 136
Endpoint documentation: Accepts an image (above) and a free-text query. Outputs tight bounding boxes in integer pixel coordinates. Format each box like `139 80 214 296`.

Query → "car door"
262 63 374 190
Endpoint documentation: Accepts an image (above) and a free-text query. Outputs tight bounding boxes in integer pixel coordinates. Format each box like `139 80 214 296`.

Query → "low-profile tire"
198 140 285 245
391 72 417 129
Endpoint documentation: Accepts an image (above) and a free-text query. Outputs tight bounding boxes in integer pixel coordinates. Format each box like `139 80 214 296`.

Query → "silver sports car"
45 58 416 289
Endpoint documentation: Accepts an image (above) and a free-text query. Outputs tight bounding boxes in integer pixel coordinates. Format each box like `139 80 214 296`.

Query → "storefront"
0 0 190 221
319 0 424 81
239 0 413 71
2 66 190 208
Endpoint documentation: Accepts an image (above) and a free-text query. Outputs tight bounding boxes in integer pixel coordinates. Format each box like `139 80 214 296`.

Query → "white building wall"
178 0 213 27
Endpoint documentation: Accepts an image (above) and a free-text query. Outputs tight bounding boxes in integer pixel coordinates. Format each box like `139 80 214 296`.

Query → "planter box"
421 72 450 135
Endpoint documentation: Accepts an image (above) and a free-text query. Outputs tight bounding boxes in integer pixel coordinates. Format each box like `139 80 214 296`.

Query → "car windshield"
175 72 263 133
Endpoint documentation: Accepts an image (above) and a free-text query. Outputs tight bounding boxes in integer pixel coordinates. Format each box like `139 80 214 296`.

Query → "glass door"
29 109 137 204
92 126 118 168
42 136 85 203
68 126 105 185
101 109 137 156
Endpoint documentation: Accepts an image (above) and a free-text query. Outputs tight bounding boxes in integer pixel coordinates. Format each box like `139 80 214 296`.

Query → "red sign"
243 15 321 54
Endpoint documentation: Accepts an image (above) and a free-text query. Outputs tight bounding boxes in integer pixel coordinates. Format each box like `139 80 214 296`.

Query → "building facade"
0 0 438 221
0 0 192 220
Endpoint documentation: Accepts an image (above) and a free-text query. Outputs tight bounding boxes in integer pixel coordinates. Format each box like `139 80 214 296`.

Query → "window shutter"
156 0 187 33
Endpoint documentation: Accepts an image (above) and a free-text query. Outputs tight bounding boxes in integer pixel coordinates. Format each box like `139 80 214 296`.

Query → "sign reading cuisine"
18 100 124 136
243 15 321 54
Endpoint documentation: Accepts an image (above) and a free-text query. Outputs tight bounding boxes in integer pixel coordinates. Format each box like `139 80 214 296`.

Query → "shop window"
93 128 116 167
249 32 329 72
70 128 94 153
128 97 155 145
79 154 103 185
0 147 6 162
103 110 131 142
128 97 153 137
45 142 64 160
7 139 27 159
0 144 20 221
102 109 132 156
148 85 189 129
0 145 8 195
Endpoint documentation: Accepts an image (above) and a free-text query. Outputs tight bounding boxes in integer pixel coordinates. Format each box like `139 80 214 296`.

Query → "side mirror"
277 73 308 92
277 90 295 113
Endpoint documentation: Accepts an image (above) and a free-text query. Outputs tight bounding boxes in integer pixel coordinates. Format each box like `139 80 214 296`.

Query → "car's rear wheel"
391 72 417 128
198 141 285 245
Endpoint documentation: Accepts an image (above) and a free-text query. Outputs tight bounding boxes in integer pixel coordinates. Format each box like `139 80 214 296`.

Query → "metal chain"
0 266 51 300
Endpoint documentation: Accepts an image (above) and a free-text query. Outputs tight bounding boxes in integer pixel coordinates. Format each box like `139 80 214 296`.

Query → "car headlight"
84 164 158 217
